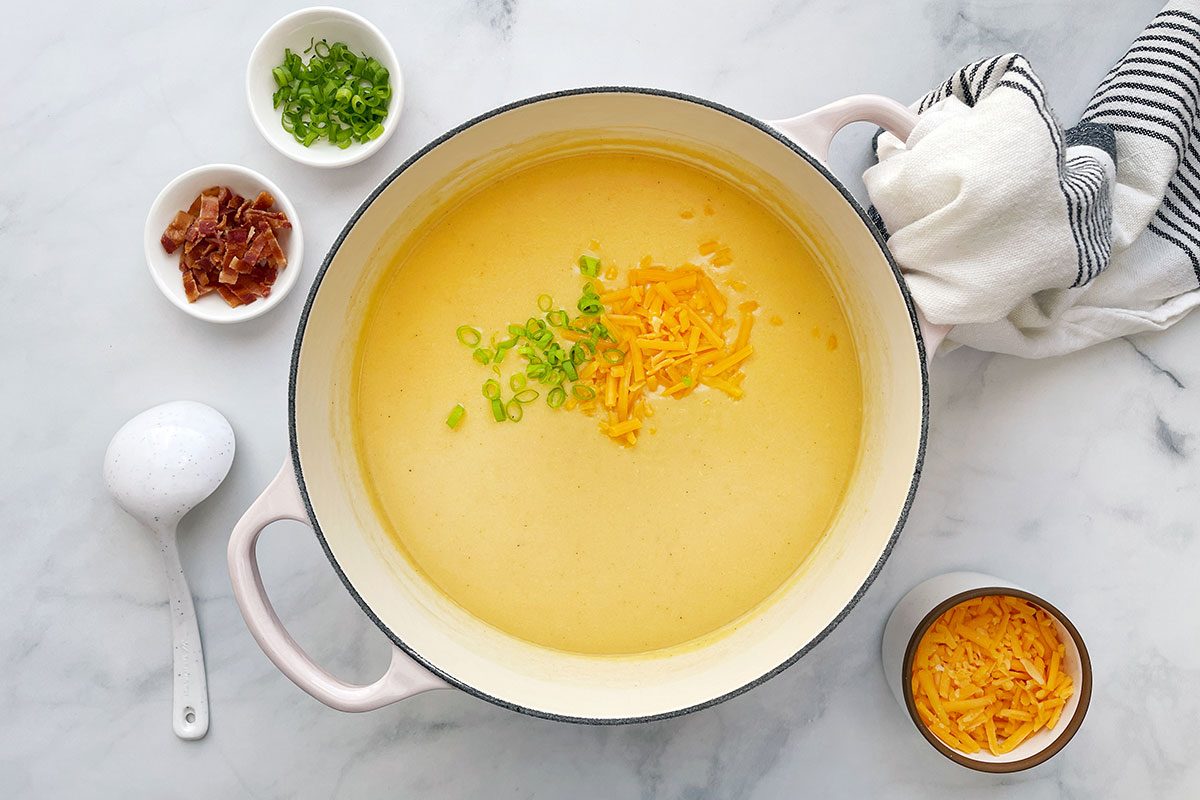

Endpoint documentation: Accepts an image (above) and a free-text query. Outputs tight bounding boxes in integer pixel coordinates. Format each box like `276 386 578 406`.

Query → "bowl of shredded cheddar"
883 572 1092 772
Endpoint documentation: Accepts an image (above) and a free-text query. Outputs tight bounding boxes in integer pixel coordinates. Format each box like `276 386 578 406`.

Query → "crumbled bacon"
160 211 194 254
161 185 291 308
244 208 292 231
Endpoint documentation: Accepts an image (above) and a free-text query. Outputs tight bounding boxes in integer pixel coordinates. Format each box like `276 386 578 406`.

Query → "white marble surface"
2 0 1195 797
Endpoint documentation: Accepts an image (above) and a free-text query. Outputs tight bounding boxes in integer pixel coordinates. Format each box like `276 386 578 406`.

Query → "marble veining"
1 0 1195 797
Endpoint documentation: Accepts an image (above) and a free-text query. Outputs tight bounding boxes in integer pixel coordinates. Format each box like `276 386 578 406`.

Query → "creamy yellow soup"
353 149 862 655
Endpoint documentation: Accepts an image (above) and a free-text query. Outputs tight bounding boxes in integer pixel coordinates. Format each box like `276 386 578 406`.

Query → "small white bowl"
882 572 1092 772
246 7 403 168
144 164 304 323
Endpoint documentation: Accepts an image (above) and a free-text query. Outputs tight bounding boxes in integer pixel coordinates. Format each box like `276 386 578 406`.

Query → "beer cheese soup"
352 148 862 655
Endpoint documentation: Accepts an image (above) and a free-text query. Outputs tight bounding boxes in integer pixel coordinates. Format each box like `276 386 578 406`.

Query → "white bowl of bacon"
144 163 303 323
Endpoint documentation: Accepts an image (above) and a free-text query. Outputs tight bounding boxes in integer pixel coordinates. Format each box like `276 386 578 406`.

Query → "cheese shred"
569 242 756 445
911 595 1075 756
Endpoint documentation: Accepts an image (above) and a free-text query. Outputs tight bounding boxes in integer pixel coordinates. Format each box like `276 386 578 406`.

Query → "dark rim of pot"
900 587 1092 772
287 86 931 725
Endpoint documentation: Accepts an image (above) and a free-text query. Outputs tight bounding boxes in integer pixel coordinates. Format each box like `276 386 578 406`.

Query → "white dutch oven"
228 89 950 723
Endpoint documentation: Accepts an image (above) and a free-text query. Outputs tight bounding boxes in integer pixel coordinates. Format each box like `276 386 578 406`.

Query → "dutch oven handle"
228 463 449 711
770 95 952 356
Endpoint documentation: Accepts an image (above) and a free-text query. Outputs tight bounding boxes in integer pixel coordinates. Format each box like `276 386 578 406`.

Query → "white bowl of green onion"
247 7 403 168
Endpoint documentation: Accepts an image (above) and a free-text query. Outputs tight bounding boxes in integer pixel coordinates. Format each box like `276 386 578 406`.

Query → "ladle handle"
156 525 209 739
770 95 952 356
228 462 449 711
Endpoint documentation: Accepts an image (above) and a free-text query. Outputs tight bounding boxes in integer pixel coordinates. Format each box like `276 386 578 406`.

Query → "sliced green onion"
510 373 527 391
508 324 527 338
473 348 493 365
578 255 601 277
577 297 603 315
527 318 546 335
506 400 524 422
482 379 501 400
490 397 505 421
272 38 391 148
602 348 625 364
456 326 482 347
572 385 597 401
537 294 553 312
527 364 548 379
547 386 567 408
546 310 569 327
513 388 539 404
563 361 578 381
446 404 466 429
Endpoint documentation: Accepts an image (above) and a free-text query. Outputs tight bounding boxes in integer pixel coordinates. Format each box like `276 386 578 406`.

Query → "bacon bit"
182 271 200 302
216 285 244 307
244 208 293 232
250 191 275 210
160 211 195 253
161 185 290 307
193 195 220 238
257 226 287 270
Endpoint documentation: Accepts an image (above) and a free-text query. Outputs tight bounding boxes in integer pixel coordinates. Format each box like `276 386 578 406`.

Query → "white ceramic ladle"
103 401 235 740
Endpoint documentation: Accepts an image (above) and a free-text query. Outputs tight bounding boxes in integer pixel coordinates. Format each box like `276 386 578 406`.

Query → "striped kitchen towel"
864 0 1200 357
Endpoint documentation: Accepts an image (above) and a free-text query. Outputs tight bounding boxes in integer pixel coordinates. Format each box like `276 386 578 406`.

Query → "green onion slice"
272 39 391 148
577 297 603 315
482 379 501 400
547 386 567 408
578 255 601 277
510 373 527 391
602 348 625 364
546 310 569 327
572 385 597 401
473 348 493 365
506 400 524 422
490 397 506 421
537 294 553 312
446 404 466 429
513 388 539 403
456 325 482 347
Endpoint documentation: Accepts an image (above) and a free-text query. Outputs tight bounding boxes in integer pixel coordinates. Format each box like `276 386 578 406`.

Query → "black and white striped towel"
865 0 1200 357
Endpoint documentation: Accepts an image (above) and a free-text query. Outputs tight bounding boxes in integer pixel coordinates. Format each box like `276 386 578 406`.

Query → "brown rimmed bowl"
881 572 1092 772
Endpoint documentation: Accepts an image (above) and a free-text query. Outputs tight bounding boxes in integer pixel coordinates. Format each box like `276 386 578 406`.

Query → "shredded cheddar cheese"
911 595 1075 756
569 244 755 445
